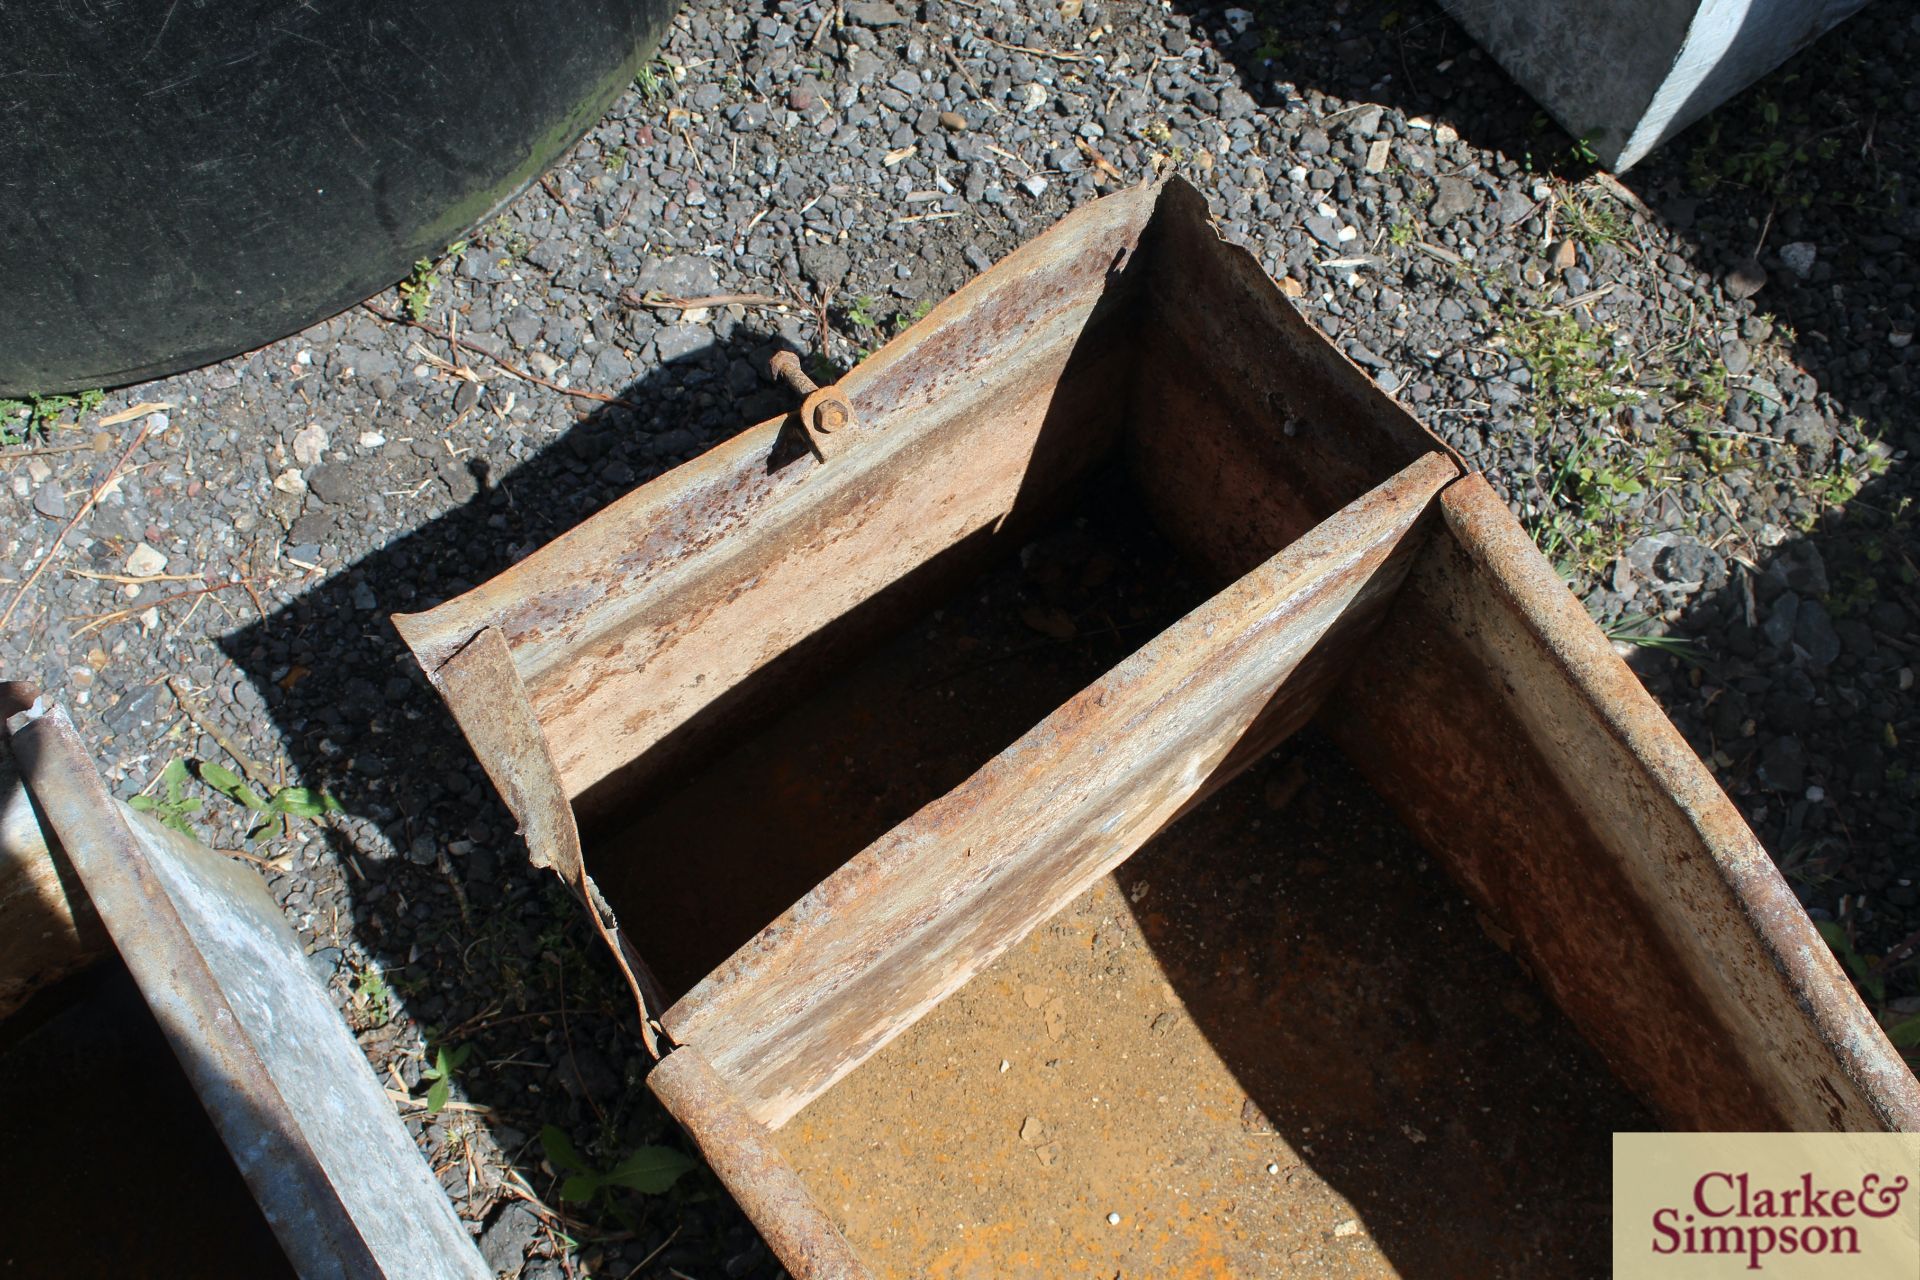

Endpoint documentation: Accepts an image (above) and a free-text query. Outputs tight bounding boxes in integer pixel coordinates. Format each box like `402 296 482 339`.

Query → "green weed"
398 241 467 323
352 966 394 1029
1604 614 1701 662
1500 307 1639 428
540 1125 696 1227
0 389 104 446
128 759 204 836
1557 185 1630 246
198 760 342 843
421 1043 474 1114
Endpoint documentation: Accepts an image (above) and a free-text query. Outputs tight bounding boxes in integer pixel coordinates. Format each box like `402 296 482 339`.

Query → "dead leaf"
98 400 173 427
1076 137 1122 183
1021 605 1077 640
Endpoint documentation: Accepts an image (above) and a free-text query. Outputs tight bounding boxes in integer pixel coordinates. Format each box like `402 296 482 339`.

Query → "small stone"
1433 123 1458 145
654 324 712 364
1782 408 1834 467
1020 1116 1046 1145
1758 736 1806 793
291 423 328 467
1551 239 1578 272
939 110 967 132
1778 241 1817 279
124 542 168 577
1794 599 1841 669
453 381 481 414
306 463 357 506
479 1203 540 1276
1043 996 1067 1041
1334 1218 1362 1239
844 0 906 25
1363 139 1389 173
1304 216 1343 249
796 244 852 290
1429 175 1478 225
506 310 542 346
1018 82 1047 113
31 485 67 520
1020 174 1049 199
1721 340 1752 376
1107 1212 1122 1226
1149 1010 1179 1035
1277 276 1305 298
1725 258 1767 299
272 468 306 495
358 430 386 449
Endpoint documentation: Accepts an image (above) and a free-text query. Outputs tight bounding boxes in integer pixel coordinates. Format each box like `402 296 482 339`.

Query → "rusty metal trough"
393 177 1920 1277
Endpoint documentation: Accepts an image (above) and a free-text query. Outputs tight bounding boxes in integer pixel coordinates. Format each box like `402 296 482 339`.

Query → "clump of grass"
1558 184 1631 246
1500 307 1639 428
397 240 468 322
0 388 104 446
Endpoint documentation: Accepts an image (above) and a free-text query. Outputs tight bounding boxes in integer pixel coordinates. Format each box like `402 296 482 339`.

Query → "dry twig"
360 303 643 410
0 417 156 633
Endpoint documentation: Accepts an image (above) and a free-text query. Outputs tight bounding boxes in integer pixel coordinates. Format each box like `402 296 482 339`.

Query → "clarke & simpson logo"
1614 1134 1920 1278
1648 1169 1908 1270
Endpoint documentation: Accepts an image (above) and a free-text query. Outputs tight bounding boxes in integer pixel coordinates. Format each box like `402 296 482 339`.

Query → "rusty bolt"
769 350 856 455
768 349 817 400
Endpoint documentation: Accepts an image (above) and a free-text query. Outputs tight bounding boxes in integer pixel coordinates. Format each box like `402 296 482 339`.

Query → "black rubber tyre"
0 0 678 395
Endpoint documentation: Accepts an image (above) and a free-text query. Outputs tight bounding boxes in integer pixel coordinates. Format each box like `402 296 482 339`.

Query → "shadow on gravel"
1597 12 1920 997
1169 0 1590 172
1184 0 1919 996
221 322 797 1276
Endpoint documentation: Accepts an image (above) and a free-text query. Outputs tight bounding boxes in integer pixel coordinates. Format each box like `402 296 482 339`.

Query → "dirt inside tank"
774 743 1648 1279
584 462 1649 1277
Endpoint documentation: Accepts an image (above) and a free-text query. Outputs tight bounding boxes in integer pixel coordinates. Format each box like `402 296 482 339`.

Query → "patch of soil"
775 741 1649 1279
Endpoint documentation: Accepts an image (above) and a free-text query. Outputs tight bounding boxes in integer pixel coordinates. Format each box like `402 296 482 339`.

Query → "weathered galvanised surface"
395 177 1920 1278
0 683 491 1280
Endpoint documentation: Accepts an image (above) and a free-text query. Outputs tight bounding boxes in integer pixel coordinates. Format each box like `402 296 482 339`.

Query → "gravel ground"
3 1 1916 1275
